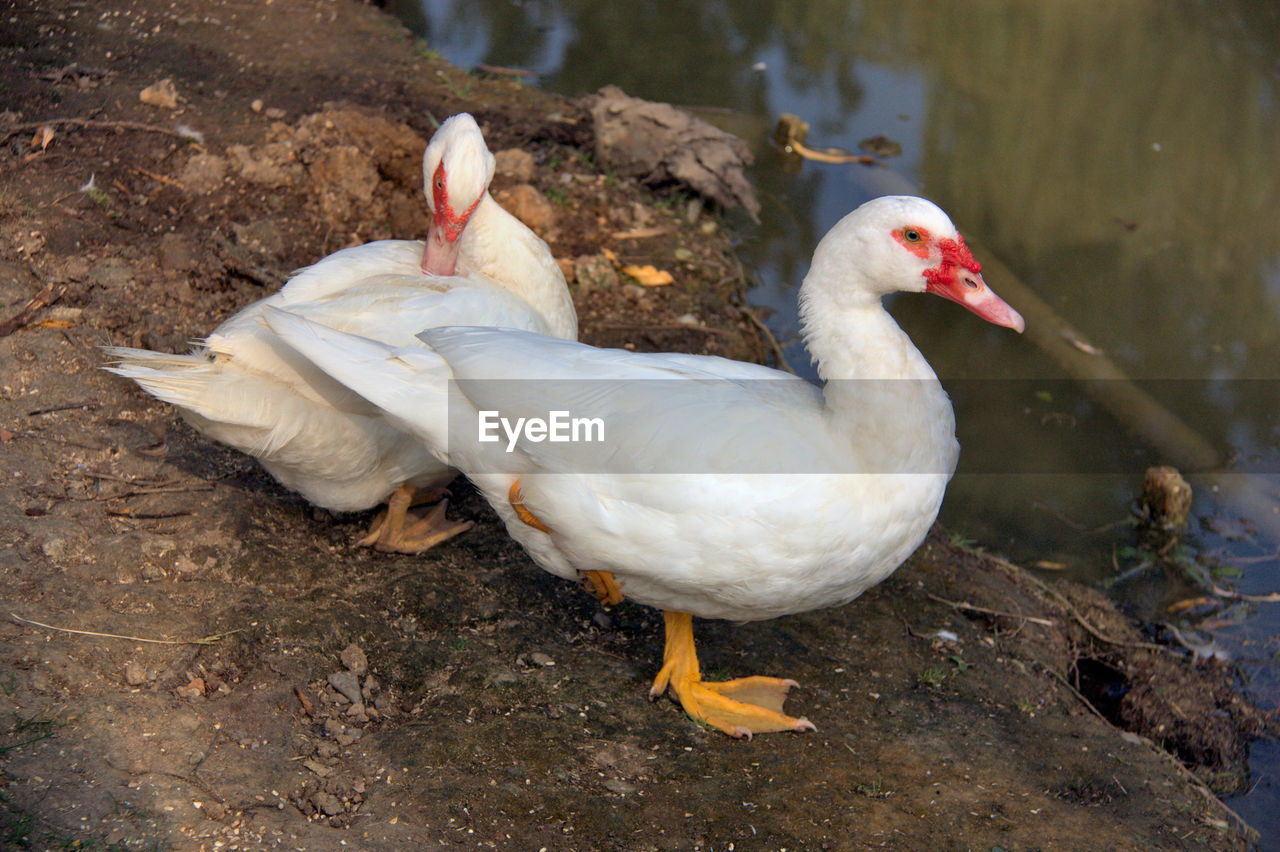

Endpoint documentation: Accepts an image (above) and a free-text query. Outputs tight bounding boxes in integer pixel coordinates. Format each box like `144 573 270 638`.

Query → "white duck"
262 196 1024 735
105 113 576 553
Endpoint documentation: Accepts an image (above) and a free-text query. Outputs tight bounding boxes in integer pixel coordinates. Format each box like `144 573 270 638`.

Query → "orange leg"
581 570 624 606
649 611 815 738
358 483 473 554
508 479 551 533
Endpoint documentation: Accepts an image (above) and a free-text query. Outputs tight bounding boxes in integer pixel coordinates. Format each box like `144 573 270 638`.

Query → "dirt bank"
0 0 1270 849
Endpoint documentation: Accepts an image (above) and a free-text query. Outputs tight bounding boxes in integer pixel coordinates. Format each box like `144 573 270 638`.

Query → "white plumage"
105 113 576 552
267 195 1024 735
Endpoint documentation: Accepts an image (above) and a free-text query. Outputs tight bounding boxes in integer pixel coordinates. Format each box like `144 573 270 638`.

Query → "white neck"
457 194 578 341
802 285 958 476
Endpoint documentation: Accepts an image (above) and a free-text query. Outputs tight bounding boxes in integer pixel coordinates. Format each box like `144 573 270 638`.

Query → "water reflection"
390 0 1280 829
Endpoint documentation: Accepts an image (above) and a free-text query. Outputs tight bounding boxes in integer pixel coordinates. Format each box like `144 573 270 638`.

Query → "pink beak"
421 223 461 276
928 270 1025 332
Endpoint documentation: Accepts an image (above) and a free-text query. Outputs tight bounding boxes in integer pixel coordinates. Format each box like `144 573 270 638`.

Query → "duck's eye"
903 228 921 242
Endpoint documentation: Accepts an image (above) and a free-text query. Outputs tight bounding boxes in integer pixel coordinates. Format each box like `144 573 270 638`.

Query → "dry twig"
925 592 1056 627
1 116 195 146
0 282 66 337
11 612 241 645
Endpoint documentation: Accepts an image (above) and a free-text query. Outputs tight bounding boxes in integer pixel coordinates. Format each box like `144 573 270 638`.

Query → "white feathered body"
105 240 570 512
260 315 957 621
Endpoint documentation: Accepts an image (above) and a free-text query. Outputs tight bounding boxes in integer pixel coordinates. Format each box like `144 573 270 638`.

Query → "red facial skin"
420 160 482 276
893 226 1024 332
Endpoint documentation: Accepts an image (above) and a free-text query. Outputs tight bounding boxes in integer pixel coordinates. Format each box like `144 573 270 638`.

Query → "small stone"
311 791 343 816
529 652 555 667
328 671 361 704
251 99 264 113
1139 465 1192 531
176 678 205 700
178 153 227 195
303 759 331 778
493 184 555 233
485 668 520 687
140 78 179 109
604 779 636 795
264 107 286 120
323 718 345 738
340 643 367 675
573 254 618 294
493 148 535 182
123 661 147 686
41 538 68 562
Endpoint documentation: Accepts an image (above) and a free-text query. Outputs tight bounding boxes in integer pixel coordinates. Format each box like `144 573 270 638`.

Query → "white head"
801 196 1024 332
420 113 497 276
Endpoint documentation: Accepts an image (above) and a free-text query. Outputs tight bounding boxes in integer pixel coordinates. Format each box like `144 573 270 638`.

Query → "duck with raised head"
262 196 1023 735
105 113 576 553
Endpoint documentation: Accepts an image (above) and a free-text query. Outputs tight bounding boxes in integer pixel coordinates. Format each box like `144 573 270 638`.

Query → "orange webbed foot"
649 611 815 738
359 483 473 554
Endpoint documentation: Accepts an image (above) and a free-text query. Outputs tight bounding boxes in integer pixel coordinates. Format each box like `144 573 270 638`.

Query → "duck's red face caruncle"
421 160 482 276
894 225 1025 332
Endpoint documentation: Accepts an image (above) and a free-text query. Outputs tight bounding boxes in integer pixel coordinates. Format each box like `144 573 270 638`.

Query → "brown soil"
0 1 1272 849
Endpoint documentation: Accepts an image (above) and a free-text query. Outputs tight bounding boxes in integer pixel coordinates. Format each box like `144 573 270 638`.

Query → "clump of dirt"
0 1 1272 850
924 544 1275 795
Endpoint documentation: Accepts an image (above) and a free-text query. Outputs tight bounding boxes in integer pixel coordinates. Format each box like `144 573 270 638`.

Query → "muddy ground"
0 1 1274 849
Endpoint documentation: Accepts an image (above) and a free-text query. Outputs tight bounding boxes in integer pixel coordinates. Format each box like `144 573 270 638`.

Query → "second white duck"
105 113 576 553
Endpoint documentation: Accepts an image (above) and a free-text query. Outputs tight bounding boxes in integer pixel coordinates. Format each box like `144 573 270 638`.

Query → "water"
389 0 1280 833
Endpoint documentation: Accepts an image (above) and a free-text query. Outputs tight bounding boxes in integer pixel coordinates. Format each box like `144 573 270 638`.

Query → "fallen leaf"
294 685 315 717
34 125 55 151
622 264 675 287
601 247 619 263
1166 596 1213 613
611 226 675 240
1031 560 1067 571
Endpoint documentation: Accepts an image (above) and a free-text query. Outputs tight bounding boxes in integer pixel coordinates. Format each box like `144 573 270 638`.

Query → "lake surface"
390 0 1280 833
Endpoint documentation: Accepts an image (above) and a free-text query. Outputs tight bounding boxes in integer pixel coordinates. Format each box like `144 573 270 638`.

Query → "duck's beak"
928 271 1025 333
421 223 460 276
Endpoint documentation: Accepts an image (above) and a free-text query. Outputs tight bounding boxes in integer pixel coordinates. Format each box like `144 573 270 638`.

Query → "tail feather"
258 306 452 448
102 346 219 411
103 345 317 455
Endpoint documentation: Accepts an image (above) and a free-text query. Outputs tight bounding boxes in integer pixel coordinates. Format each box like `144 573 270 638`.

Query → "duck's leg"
649 611 815 738
507 480 624 606
358 483 473 554
581 570 624 606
